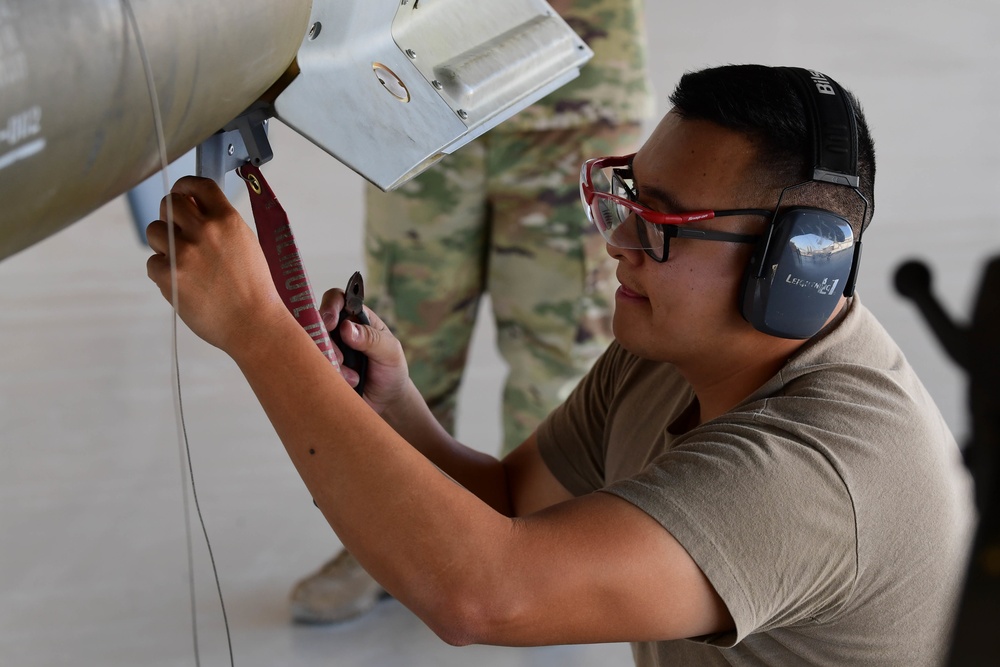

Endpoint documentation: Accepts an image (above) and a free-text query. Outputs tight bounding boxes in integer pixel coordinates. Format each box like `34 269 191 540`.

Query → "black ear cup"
738 67 862 339
741 208 855 339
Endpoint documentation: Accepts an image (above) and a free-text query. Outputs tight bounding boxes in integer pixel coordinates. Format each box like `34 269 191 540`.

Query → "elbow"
412 521 530 647
422 589 492 647
428 617 478 647
420 581 520 647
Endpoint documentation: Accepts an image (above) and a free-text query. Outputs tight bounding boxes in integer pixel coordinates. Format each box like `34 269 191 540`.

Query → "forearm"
380 377 512 514
226 317 514 609
145 178 526 640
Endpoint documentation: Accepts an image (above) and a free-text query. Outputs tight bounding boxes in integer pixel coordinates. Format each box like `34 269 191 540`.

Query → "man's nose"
606 239 645 265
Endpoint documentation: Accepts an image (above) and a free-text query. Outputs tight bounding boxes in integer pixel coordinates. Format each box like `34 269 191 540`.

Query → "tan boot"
290 550 388 624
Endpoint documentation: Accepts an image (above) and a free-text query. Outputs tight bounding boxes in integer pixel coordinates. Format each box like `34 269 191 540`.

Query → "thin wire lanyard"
121 0 234 664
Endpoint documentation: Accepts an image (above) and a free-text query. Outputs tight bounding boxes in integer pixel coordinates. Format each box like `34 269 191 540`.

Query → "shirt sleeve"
535 342 630 496
603 416 859 646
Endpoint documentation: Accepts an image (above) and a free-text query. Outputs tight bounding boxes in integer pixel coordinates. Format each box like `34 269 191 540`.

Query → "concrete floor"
2 1 998 665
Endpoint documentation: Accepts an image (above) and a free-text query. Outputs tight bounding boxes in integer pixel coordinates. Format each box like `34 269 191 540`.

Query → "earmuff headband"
781 67 860 188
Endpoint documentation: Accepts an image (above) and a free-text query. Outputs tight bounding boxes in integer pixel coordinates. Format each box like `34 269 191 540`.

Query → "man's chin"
612 317 678 363
611 318 643 356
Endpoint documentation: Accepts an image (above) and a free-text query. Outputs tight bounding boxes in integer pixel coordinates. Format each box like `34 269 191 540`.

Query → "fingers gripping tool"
329 271 369 395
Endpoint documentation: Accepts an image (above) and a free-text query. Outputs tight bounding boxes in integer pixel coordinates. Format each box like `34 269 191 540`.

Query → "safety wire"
120 1 235 665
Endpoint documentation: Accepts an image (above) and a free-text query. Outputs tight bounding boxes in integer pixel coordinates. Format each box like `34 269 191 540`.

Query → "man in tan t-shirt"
145 64 975 665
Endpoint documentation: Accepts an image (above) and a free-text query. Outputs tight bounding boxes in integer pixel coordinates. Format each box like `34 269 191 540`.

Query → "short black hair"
669 64 876 233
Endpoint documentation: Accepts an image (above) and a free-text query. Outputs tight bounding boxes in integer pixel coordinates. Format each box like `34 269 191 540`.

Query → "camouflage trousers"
364 122 643 456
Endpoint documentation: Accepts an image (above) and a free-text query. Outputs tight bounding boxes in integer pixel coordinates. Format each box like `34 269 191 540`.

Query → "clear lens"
587 164 631 240
583 160 666 259
584 164 621 237
641 219 665 260
610 172 634 226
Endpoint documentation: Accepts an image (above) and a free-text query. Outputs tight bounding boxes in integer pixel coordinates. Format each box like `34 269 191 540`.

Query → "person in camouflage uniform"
369 0 655 456
290 0 655 625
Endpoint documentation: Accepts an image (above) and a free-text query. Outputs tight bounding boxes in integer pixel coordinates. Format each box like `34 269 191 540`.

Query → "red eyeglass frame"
579 154 774 262
580 154 774 227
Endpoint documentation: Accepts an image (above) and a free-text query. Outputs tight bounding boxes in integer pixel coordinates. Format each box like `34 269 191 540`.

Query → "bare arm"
145 176 734 647
320 292 566 516
231 314 732 646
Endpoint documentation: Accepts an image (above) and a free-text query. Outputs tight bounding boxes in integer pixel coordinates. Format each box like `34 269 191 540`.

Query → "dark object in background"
894 257 1000 665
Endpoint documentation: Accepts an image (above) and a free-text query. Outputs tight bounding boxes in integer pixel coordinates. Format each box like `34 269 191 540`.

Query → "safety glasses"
580 154 772 262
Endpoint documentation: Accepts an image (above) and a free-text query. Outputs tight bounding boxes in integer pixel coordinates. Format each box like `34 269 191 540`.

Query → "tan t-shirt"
537 297 975 666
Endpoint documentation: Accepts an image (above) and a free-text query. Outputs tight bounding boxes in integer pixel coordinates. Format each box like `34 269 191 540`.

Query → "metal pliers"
329 271 370 395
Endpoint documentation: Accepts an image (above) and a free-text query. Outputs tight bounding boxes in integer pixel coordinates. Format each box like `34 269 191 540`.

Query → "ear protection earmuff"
739 67 865 339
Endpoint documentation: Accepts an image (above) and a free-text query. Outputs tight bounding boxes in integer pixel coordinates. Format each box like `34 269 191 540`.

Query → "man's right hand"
319 288 410 415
